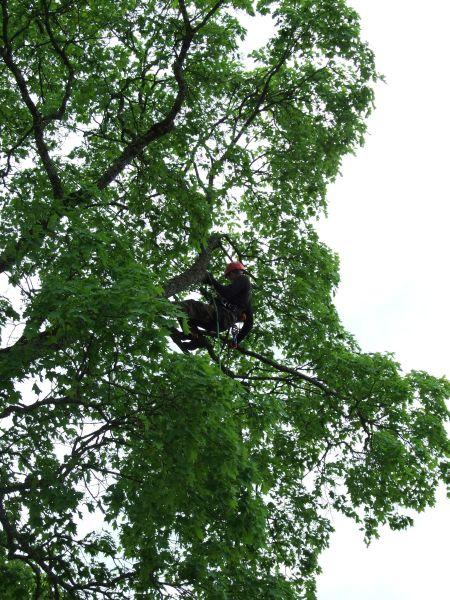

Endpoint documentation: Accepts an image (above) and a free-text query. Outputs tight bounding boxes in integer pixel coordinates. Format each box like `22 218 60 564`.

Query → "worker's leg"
180 300 217 335
178 336 208 351
172 302 238 351
181 308 238 350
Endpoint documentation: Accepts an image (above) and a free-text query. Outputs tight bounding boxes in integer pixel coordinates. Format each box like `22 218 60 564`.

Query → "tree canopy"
0 0 448 598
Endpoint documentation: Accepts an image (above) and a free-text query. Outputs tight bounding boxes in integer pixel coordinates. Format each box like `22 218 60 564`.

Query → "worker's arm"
206 273 248 301
237 306 253 344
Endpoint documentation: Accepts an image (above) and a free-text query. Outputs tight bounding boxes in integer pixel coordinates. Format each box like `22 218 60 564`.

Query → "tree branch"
0 394 102 420
96 2 196 190
40 0 75 123
194 330 338 397
192 0 227 32
0 0 64 199
164 233 222 298
96 0 228 190
0 2 227 276
234 345 336 396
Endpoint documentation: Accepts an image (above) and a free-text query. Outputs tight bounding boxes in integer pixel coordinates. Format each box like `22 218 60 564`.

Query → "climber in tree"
173 262 253 351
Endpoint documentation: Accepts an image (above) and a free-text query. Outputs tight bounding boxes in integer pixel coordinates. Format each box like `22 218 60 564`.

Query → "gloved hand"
199 286 213 302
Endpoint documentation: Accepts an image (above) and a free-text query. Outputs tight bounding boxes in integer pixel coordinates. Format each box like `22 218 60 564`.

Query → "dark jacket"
209 274 254 343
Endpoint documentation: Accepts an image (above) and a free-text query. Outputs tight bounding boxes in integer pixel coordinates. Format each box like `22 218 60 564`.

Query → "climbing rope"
196 277 243 368
210 294 223 370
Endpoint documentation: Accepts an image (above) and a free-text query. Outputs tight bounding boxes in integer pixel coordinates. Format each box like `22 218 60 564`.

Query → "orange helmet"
224 261 245 276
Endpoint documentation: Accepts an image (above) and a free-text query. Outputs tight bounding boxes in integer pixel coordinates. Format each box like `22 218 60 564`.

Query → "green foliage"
0 551 53 599
0 1 448 598
0 557 35 599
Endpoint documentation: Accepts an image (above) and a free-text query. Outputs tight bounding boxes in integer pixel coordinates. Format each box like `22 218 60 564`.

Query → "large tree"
0 0 448 598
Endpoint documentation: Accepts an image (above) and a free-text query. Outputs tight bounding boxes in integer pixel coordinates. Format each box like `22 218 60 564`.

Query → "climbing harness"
210 294 223 369
230 323 239 349
217 297 238 313
228 309 246 349
210 296 246 364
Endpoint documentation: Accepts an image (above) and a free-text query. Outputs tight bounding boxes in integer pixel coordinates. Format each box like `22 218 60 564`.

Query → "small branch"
178 0 193 31
192 0 227 32
222 234 244 262
0 125 34 179
0 394 102 420
202 336 240 380
217 338 337 397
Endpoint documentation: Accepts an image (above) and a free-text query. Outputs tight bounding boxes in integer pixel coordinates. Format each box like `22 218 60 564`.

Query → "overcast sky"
316 1 449 598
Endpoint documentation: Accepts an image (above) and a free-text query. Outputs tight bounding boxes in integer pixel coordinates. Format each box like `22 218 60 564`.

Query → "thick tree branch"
0 231 220 375
164 233 222 298
96 2 195 190
97 0 228 190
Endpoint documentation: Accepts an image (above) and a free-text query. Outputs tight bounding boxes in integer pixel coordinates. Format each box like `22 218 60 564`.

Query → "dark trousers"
180 300 236 334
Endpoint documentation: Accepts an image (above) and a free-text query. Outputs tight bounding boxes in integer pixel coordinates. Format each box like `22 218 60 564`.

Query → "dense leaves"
0 0 448 598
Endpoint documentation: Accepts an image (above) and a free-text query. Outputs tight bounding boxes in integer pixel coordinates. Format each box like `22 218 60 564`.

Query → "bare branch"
234 344 337 396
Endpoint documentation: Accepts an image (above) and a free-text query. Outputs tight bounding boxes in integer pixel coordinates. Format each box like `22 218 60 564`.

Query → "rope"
210 294 222 371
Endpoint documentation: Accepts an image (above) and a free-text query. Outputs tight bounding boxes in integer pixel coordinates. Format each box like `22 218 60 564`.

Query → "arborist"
173 261 253 351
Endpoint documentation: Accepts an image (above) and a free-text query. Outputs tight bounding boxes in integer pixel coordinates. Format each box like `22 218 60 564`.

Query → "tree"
0 0 448 598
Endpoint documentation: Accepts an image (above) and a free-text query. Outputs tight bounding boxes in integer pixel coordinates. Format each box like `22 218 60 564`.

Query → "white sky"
316 1 449 598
